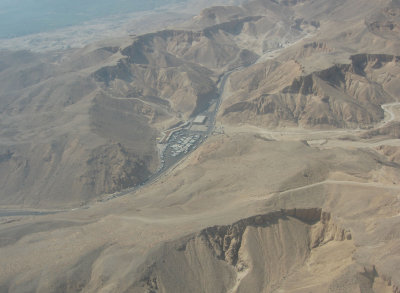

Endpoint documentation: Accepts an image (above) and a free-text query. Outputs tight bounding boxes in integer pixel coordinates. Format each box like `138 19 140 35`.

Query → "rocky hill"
1 0 400 292
132 209 356 293
0 0 335 207
222 54 399 128
1 134 399 292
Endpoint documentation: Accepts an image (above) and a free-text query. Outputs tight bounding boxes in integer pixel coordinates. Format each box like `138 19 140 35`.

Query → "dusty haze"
0 0 400 292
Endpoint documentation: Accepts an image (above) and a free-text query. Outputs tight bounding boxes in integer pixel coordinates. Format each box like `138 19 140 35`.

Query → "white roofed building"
193 115 207 124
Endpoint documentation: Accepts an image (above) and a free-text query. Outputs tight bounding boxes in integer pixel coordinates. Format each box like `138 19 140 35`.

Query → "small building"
193 115 207 125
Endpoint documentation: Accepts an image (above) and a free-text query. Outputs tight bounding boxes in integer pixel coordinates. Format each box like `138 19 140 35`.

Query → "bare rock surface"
1 0 400 292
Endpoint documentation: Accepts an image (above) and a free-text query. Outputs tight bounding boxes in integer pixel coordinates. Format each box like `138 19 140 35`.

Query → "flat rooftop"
193 115 207 124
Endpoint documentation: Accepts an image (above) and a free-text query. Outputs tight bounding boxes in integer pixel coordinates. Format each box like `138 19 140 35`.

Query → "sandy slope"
0 133 399 292
0 0 400 292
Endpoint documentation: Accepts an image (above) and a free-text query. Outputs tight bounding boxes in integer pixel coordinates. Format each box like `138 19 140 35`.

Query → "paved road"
0 210 59 217
96 66 243 203
0 36 312 216
3 44 399 215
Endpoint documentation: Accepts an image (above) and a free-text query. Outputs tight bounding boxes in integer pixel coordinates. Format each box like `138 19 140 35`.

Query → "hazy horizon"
0 0 187 39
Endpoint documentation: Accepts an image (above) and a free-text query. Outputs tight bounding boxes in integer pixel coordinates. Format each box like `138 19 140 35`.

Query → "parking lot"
159 129 207 169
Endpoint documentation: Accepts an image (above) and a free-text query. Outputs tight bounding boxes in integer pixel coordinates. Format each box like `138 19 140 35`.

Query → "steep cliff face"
222 54 399 128
130 209 357 293
291 41 332 59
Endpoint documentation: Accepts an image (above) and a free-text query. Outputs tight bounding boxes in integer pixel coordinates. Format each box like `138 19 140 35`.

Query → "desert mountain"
0 0 322 207
0 47 159 207
222 54 399 128
0 0 400 292
1 135 399 292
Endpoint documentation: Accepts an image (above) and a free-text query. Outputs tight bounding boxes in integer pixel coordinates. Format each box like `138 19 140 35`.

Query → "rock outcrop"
131 208 355 293
222 54 399 128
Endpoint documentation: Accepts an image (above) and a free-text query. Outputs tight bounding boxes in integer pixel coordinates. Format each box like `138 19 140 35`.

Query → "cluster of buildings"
170 134 201 157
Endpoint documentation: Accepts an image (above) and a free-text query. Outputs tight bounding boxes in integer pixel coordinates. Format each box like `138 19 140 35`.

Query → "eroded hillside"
222 54 400 128
1 134 399 292
0 0 400 292
0 0 322 207
132 209 356 293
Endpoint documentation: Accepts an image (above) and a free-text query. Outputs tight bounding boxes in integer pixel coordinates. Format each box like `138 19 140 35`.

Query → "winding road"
92 65 243 204
2 39 400 217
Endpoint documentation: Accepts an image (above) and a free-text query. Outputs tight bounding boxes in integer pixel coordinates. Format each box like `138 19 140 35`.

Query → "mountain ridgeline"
0 2 400 291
